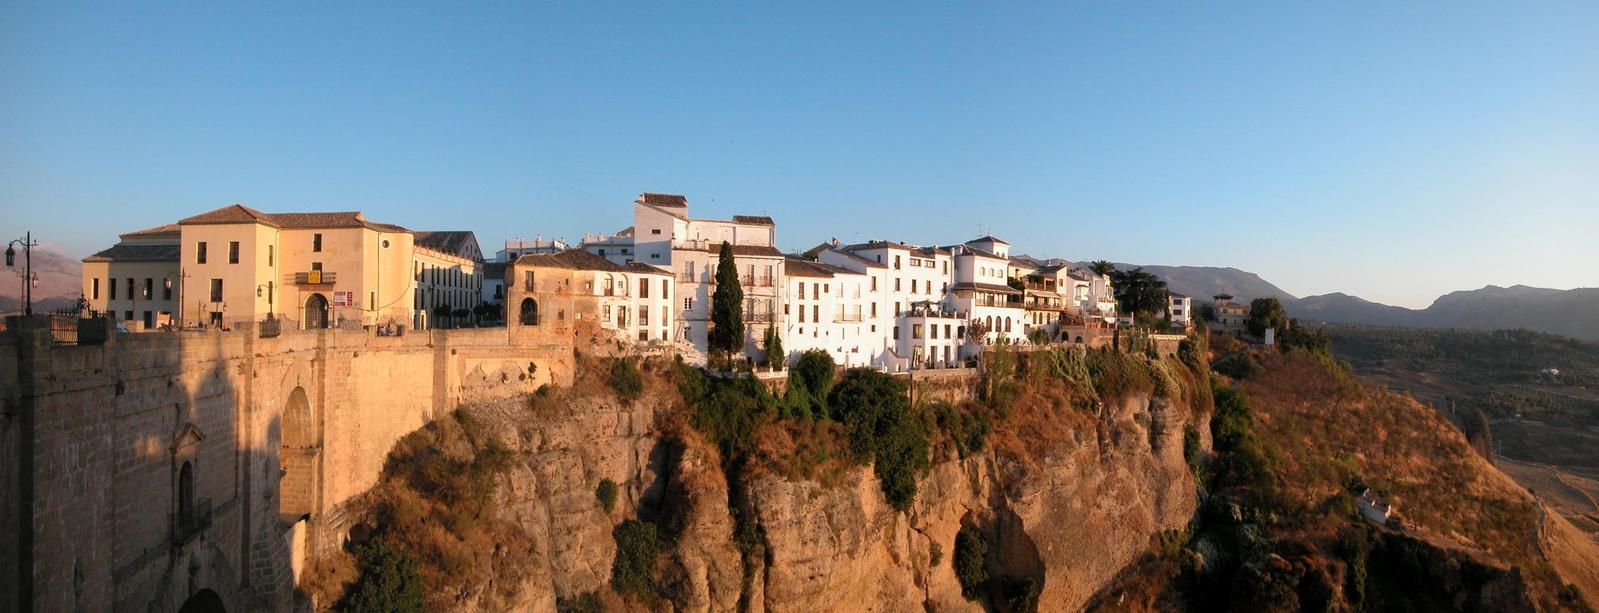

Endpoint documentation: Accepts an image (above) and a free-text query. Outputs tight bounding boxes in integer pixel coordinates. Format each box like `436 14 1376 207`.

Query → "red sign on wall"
332 291 353 307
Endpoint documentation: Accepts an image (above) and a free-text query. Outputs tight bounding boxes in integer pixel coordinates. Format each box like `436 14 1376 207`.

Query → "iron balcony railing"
740 275 775 287
293 271 337 285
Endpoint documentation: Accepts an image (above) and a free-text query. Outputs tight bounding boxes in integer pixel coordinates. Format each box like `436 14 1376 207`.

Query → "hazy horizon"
4 3 1596 309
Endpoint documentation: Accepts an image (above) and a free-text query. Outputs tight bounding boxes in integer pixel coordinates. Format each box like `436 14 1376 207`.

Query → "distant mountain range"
1102 261 1599 342
0 245 82 315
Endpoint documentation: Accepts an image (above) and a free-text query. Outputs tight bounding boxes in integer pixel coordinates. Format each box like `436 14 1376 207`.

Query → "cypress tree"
710 241 745 362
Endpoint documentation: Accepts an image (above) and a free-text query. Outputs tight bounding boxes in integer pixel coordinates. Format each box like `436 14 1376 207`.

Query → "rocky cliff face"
744 394 1195 613
309 359 1205 612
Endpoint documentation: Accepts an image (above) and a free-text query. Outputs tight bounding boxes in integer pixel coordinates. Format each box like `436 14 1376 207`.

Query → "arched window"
519 298 538 325
304 294 329 329
1005 317 1013 333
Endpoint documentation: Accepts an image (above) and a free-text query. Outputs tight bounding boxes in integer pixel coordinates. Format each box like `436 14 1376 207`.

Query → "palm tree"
1089 260 1115 276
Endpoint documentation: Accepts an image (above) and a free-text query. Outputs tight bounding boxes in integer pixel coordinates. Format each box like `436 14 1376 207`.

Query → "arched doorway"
178 589 226 613
304 294 329 329
519 297 538 325
279 387 317 520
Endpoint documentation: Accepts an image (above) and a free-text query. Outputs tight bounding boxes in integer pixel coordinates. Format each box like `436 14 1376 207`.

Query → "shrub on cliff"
608 358 644 401
829 368 930 511
953 526 989 600
678 365 777 460
343 539 424 613
791 349 836 401
930 402 989 459
610 519 662 600
596 478 618 514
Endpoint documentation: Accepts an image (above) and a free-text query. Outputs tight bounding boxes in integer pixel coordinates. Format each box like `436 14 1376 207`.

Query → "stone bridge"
1 317 580 612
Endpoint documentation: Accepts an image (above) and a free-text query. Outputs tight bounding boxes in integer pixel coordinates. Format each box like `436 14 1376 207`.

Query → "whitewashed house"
947 237 1026 349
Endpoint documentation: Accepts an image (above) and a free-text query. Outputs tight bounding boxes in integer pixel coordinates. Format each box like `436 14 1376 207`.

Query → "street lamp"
256 281 276 318
5 231 38 316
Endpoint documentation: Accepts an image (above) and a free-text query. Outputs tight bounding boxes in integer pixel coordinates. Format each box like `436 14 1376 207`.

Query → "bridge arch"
279 386 319 520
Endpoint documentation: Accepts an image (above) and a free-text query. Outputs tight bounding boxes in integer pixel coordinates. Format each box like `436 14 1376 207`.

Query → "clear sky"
3 2 1596 308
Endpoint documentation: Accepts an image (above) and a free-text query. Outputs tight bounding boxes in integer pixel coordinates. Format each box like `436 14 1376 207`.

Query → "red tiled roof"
83 244 182 263
119 223 181 239
414 231 483 260
731 215 775 226
178 204 271 225
514 248 629 272
638 193 687 208
683 244 784 258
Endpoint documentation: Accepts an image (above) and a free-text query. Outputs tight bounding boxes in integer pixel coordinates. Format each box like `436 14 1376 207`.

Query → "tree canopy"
1088 260 1116 276
1247 297 1288 338
1111 267 1168 321
709 241 745 360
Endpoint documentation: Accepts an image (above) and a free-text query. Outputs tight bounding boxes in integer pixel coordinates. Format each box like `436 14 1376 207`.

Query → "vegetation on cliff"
1089 335 1598 612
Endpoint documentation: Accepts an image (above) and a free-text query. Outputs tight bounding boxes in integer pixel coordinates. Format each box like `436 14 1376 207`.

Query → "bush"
681 368 777 460
1001 575 1041 612
610 520 661 599
556 592 605 613
791 349 837 401
930 402 990 459
343 539 423 613
1027 327 1051 346
596 478 618 514
608 358 644 401
953 526 989 600
829 369 930 511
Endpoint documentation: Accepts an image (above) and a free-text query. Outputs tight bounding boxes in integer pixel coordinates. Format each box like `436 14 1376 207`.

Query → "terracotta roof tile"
731 215 775 226
514 248 629 272
638 193 687 208
414 231 482 260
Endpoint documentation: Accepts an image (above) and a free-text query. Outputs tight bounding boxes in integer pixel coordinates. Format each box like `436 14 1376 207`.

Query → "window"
871 277 878 291
812 283 820 300
268 245 274 266
196 242 207 264
812 305 819 323
312 233 322 252
651 229 662 235
661 306 668 327
93 278 101 300
312 262 322 272
684 297 693 311
912 324 923 339
144 278 153 300
895 278 901 291
797 282 804 297
228 241 239 264
110 278 118 300
894 255 901 269
799 305 805 323
209 279 223 302
639 306 648 326
127 278 134 298
871 303 877 317
893 326 900 340
639 277 649 298
930 325 937 339
661 279 668 297
911 280 917 293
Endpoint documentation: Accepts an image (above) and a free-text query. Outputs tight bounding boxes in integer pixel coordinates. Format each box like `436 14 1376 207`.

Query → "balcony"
293 271 337 285
833 314 864 323
747 312 775 323
740 275 775 288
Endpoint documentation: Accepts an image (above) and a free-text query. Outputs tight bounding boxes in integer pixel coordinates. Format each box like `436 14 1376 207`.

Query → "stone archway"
519 297 539 325
178 589 226 613
304 294 329 329
279 386 318 520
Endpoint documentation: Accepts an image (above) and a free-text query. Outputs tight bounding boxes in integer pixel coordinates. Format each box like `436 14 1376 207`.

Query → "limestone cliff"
306 352 1209 612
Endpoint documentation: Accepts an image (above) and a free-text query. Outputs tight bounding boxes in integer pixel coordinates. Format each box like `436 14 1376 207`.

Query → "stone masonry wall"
2 318 573 613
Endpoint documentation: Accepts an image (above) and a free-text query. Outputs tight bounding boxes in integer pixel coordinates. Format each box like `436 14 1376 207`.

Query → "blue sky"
2 2 1595 308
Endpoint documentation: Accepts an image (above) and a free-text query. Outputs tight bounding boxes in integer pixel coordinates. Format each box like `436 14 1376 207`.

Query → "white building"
496 236 570 262
412 231 484 330
1067 268 1118 323
507 248 675 345
947 237 1026 348
575 193 785 360
1167 293 1193 329
820 240 965 370
781 258 876 368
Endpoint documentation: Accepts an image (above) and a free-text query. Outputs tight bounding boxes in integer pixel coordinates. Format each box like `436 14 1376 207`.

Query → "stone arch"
279 386 318 520
519 297 539 325
179 589 226 613
303 294 329 329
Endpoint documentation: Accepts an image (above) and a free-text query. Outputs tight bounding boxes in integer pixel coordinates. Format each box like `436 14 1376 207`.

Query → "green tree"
762 325 785 370
791 349 836 400
610 519 662 599
344 539 423 613
595 478 619 513
953 526 990 600
1110 268 1168 323
1088 260 1116 276
1027 326 1051 346
829 368 929 510
1246 297 1288 338
709 241 745 364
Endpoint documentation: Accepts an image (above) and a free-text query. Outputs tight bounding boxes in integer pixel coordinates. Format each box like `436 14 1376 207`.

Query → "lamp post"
5 231 39 316
256 281 275 318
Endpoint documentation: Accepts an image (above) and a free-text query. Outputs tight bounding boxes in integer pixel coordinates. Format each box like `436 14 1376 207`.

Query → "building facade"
412 231 484 330
506 249 674 345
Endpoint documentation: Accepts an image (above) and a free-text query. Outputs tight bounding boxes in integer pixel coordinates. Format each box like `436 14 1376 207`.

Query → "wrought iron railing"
293 271 337 285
